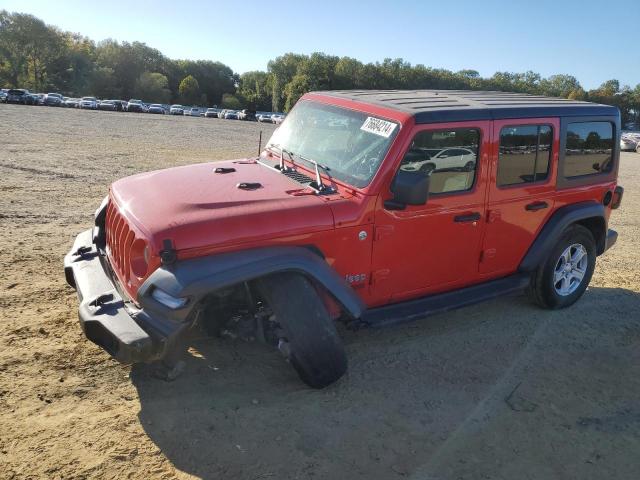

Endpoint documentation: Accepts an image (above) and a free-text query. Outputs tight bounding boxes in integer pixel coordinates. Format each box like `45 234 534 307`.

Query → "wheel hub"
553 243 588 296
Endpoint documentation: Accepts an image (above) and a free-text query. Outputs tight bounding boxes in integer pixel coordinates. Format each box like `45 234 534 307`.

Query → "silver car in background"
147 104 166 114
79 96 98 109
621 132 640 152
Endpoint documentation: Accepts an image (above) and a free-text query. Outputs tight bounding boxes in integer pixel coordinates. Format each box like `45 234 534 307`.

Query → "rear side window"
498 125 552 186
399 128 480 194
564 122 613 178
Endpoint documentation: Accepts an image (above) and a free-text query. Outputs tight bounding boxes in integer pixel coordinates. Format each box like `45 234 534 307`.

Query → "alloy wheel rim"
553 243 588 296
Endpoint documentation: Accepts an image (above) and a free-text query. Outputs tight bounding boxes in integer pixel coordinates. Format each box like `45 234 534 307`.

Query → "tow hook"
74 245 92 257
89 293 116 314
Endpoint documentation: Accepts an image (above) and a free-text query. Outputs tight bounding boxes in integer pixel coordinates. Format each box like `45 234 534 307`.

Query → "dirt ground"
1 104 639 480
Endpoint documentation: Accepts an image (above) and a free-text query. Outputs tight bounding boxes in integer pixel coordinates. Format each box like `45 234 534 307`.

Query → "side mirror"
385 170 430 210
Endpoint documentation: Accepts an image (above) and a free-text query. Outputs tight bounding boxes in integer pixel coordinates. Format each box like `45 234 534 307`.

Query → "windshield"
82 97 96 101
265 100 399 188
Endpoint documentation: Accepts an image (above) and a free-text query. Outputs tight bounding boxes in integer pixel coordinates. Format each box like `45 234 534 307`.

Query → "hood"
110 159 335 254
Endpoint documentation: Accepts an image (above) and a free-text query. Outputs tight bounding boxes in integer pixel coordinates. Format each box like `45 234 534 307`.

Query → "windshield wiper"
265 143 296 171
266 144 336 194
288 151 336 194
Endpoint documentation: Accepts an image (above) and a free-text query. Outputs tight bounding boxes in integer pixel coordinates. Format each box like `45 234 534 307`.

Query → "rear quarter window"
564 122 613 178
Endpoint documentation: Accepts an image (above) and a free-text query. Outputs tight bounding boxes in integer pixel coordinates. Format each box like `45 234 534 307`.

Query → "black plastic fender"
518 201 606 273
137 246 366 322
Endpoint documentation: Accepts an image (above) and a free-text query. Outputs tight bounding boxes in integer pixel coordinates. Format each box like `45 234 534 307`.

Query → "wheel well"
197 273 345 328
575 217 606 254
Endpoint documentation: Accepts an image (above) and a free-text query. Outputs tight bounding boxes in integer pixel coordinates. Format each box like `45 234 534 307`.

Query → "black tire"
464 161 475 171
420 162 436 174
528 224 596 309
256 273 347 388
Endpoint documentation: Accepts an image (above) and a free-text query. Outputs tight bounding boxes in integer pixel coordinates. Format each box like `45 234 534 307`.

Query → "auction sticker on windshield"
360 117 397 138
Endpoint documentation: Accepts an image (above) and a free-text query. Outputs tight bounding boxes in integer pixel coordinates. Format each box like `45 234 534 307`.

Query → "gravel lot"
1 104 639 480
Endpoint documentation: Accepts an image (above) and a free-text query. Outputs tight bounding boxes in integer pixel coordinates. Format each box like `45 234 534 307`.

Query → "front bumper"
64 229 183 364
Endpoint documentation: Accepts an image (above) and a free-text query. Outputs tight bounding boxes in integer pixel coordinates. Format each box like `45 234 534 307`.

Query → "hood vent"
214 167 236 174
237 182 262 190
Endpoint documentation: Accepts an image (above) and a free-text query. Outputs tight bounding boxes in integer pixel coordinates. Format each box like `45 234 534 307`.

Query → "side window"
564 122 613 178
497 125 552 186
399 128 480 194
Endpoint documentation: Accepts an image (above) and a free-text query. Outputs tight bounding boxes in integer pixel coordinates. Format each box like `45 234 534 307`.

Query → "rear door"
479 118 559 276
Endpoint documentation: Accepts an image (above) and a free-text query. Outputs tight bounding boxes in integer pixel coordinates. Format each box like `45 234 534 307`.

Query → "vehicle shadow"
131 286 640 480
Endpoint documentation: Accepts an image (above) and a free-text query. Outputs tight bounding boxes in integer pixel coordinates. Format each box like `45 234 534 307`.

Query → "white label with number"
360 117 397 138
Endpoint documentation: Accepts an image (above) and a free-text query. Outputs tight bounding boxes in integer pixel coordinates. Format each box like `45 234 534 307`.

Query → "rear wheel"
256 273 347 388
528 224 596 309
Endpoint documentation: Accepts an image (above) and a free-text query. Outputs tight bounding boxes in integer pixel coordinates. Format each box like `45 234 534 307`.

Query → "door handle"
525 201 548 211
454 212 481 223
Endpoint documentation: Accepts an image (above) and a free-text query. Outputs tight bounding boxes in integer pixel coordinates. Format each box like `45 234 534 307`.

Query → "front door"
370 121 490 304
479 118 559 276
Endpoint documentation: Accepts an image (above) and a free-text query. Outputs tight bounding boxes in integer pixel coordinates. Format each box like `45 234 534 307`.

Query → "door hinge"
374 225 394 241
370 269 390 285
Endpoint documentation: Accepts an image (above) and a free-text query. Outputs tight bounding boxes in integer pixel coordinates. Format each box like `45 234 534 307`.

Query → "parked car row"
1 88 287 123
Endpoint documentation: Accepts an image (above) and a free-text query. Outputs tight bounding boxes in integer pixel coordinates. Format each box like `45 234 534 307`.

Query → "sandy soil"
1 104 639 480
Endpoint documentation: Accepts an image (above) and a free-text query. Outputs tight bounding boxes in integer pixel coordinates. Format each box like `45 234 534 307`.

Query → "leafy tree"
221 93 242 109
88 66 120 98
238 70 271 110
268 53 307 111
0 11 65 90
284 74 311 111
135 71 170 103
178 74 200 104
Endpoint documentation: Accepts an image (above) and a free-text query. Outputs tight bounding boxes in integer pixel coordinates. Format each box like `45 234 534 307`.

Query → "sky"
2 0 638 90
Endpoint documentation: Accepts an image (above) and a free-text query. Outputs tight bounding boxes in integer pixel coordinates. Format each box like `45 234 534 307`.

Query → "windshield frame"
263 98 404 191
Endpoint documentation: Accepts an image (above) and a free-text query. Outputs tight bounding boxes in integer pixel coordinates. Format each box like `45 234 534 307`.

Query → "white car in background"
271 114 285 124
257 113 272 122
79 96 98 109
401 147 477 174
184 107 201 117
169 104 184 115
620 132 639 152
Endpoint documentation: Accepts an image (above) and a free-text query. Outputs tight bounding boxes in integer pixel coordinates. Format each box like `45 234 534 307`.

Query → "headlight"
151 287 188 309
130 238 149 278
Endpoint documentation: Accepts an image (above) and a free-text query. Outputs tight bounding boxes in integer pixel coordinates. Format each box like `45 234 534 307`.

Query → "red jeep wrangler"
65 90 623 388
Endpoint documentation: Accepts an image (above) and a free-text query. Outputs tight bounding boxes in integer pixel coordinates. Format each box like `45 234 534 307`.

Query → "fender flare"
518 201 606 273
137 246 365 322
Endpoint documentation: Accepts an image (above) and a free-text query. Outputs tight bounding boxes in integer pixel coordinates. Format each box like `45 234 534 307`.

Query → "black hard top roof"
319 90 619 123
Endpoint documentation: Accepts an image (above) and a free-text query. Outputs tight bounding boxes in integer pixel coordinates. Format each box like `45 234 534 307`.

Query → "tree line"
1 10 639 125
0 11 236 106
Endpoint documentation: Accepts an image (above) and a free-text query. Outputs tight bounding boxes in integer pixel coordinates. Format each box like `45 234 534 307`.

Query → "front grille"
105 200 135 286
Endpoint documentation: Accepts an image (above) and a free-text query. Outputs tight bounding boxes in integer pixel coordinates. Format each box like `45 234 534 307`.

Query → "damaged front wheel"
256 273 347 388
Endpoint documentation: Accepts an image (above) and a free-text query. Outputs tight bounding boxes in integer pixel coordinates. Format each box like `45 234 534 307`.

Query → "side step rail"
361 273 531 329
